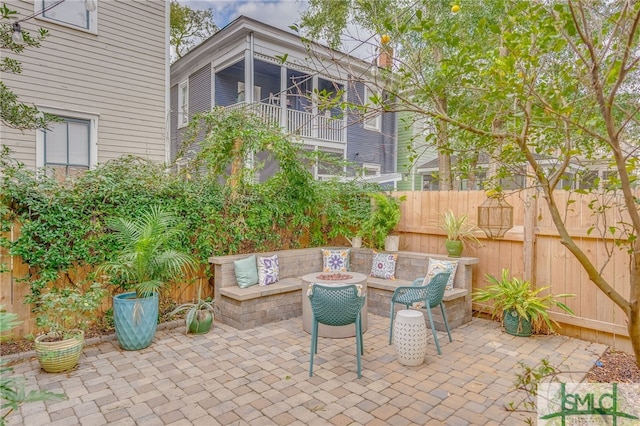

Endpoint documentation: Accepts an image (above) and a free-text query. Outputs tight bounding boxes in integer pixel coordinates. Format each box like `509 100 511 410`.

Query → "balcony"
225 101 345 144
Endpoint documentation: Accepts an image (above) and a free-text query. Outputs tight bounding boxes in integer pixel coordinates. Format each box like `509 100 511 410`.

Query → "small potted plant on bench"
439 209 482 257
362 192 407 251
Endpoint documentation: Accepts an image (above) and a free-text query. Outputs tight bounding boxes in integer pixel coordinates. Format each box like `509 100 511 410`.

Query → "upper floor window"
362 162 381 177
43 117 91 178
178 80 189 128
363 86 381 132
36 0 98 33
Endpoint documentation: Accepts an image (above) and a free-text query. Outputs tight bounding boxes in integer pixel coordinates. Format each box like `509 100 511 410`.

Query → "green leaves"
473 268 575 334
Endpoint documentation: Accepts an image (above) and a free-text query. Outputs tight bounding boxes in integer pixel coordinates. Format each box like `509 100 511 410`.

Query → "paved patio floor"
7 314 607 425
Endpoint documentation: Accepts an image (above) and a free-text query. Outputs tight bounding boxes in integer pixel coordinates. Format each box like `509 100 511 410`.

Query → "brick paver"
6 315 607 425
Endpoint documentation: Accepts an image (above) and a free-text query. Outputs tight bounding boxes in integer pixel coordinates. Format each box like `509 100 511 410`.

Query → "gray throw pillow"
234 254 259 288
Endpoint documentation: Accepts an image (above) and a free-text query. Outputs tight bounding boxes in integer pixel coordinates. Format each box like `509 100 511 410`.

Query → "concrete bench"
208 248 478 331
350 249 478 331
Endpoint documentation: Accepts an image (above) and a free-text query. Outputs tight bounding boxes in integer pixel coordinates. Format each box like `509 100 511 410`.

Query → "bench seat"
219 278 303 301
209 248 478 331
366 277 470 331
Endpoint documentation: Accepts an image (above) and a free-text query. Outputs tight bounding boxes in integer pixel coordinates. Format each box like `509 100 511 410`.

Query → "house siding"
397 112 415 190
345 81 393 173
1 0 168 169
190 64 212 116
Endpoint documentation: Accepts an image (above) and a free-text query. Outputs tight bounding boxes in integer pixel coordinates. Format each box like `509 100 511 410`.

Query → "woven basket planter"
34 330 85 373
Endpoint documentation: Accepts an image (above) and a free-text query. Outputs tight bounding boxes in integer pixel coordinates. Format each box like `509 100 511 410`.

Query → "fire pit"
301 271 368 338
315 273 353 281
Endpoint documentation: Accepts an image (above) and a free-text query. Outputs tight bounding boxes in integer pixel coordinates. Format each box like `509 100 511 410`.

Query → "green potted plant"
0 307 66 422
439 209 482 257
33 282 105 372
361 192 407 251
98 205 197 350
169 281 215 334
473 268 575 336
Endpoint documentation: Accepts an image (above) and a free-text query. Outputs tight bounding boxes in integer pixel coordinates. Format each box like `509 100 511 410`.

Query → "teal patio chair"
388 272 452 355
308 284 366 378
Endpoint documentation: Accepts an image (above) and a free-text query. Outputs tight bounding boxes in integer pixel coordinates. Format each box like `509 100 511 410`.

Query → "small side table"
393 310 427 366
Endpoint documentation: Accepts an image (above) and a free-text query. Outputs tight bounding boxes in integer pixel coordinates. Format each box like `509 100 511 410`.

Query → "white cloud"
178 0 376 61
180 0 307 32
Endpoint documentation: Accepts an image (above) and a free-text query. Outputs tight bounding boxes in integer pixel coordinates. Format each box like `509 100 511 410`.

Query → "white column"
312 75 318 139
280 66 287 130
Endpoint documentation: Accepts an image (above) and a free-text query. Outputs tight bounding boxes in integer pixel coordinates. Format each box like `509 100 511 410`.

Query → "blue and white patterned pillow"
257 254 279 286
423 258 458 290
321 248 351 272
370 251 397 280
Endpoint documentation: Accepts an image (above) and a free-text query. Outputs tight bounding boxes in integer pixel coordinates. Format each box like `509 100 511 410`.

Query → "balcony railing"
225 102 345 143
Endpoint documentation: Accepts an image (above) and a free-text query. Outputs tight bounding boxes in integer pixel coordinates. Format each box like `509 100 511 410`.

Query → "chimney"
378 35 393 69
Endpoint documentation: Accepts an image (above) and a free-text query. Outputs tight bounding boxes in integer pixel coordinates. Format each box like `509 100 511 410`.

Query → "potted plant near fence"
473 268 575 337
439 209 482 257
169 281 215 334
98 205 197 350
361 192 407 251
33 282 105 373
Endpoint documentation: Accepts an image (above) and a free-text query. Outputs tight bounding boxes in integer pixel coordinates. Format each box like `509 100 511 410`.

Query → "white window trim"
36 107 98 170
362 162 381 177
178 80 189 128
237 82 262 103
34 0 98 35
363 86 381 132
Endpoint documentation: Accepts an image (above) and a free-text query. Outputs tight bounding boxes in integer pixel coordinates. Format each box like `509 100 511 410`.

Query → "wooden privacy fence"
1 189 633 353
395 189 633 353
0 235 205 338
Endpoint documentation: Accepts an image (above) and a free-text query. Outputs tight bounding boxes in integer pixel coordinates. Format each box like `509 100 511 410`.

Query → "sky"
178 0 376 60
179 0 309 33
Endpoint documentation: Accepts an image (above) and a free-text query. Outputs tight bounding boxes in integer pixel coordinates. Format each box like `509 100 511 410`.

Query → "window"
41 117 92 178
36 109 97 178
237 82 262 103
362 163 381 177
36 0 98 33
178 80 189 128
363 86 381 131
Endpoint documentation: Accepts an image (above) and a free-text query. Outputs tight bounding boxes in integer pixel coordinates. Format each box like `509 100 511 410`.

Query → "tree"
300 0 505 190
302 0 640 367
170 0 218 61
0 3 55 130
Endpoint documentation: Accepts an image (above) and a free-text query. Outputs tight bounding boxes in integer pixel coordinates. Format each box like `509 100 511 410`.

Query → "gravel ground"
586 349 640 383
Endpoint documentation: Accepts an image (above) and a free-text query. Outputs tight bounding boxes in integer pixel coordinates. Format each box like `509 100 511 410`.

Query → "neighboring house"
2 1 169 176
169 16 400 185
396 112 438 191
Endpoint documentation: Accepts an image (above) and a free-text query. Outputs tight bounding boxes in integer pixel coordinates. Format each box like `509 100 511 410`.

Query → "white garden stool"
393 309 428 366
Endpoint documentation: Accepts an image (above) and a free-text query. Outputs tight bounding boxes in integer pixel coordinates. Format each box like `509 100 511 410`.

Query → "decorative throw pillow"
370 251 398 280
234 254 259 288
423 258 458 290
257 254 280 286
321 248 351 272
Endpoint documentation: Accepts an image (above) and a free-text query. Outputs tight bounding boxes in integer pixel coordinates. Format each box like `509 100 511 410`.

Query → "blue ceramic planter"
503 309 532 337
113 292 158 350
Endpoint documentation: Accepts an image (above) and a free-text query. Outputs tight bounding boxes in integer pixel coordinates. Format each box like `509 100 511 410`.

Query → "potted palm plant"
33 282 105 372
473 268 575 336
361 192 407 251
99 205 197 350
439 209 482 257
169 281 215 334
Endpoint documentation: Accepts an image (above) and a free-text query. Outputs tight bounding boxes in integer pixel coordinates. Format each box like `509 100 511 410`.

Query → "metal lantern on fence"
477 193 513 238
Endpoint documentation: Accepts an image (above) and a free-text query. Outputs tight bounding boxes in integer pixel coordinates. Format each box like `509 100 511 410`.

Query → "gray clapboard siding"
1 1 168 168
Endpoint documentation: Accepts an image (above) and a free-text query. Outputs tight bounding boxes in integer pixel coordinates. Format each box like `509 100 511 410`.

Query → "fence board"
397 189 634 353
